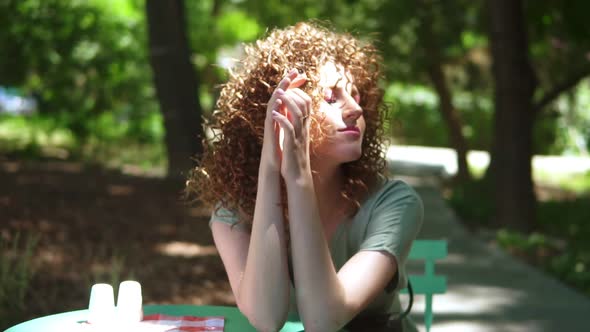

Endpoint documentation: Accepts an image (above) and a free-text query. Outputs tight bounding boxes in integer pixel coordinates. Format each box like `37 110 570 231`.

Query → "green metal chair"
401 240 448 332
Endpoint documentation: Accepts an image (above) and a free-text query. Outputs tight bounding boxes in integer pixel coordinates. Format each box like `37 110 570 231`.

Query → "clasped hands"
262 69 313 180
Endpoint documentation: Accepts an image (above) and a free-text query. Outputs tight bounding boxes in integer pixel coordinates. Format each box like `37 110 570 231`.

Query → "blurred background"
1 0 589 329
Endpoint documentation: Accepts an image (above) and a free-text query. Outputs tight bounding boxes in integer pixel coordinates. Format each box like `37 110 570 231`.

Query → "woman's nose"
342 95 363 121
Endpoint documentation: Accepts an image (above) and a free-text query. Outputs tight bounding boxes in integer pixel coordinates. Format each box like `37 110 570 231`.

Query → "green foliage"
0 232 39 328
554 171 590 193
0 114 77 159
84 250 132 301
0 112 166 173
447 177 494 226
217 11 261 44
384 82 495 149
538 197 590 246
450 178 590 296
496 229 552 254
3 0 588 158
495 204 590 297
384 83 447 146
549 80 590 155
0 0 158 141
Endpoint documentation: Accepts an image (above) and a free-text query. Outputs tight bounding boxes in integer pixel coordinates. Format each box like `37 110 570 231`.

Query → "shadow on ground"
0 158 234 329
3 158 589 332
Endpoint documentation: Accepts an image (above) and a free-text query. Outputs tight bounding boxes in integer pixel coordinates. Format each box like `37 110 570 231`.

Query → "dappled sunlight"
155 241 218 258
40 161 84 173
425 285 527 315
156 224 177 236
121 164 166 178
0 159 232 325
437 252 466 265
37 245 67 267
387 146 590 186
408 285 553 332
1 161 20 173
107 184 135 196
2 0 589 330
421 320 546 332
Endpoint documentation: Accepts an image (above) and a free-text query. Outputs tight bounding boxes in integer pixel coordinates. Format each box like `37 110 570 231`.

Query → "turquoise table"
5 305 305 332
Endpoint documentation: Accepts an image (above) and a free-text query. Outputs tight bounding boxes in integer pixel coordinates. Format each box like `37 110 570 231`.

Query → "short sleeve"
359 181 424 288
209 202 243 228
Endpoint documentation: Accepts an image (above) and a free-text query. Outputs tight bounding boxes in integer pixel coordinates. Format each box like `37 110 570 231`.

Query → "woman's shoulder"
364 177 421 207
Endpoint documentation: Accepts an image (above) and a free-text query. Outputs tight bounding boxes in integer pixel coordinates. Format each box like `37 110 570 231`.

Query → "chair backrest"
400 240 447 332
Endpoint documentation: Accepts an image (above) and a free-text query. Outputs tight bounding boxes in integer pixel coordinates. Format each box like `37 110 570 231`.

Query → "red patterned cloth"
141 314 225 331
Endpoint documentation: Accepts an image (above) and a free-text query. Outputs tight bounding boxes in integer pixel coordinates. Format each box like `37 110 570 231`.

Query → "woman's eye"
324 89 337 104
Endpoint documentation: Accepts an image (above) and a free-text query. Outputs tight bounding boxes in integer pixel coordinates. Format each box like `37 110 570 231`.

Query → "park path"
390 163 590 332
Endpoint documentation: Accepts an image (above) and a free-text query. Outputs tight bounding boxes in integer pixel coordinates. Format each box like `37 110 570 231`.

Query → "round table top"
5 304 305 332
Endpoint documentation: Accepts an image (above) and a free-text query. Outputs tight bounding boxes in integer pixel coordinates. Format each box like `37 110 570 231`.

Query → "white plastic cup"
88 283 115 325
116 280 143 324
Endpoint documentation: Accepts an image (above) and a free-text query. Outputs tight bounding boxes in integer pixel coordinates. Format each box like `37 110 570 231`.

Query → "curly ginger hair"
186 21 389 226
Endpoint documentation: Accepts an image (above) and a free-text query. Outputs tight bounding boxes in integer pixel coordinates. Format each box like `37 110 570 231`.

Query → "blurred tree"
145 0 203 178
487 0 590 231
416 0 472 181
0 0 158 141
487 0 537 232
339 0 483 181
526 0 590 156
184 0 261 114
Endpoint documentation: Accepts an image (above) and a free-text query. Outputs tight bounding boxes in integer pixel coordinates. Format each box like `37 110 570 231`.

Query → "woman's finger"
278 93 304 136
272 110 294 150
288 72 307 89
289 88 312 119
265 97 282 137
267 70 298 114
284 90 306 118
278 70 297 91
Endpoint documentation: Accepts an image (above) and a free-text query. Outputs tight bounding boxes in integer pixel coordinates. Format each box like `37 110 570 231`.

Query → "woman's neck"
312 162 349 229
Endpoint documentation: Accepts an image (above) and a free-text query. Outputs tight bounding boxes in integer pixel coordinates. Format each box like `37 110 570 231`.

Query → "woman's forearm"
238 165 290 331
286 174 349 332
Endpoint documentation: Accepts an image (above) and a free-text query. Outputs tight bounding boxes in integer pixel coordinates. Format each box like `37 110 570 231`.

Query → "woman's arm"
272 89 401 332
285 175 398 332
212 164 289 332
211 70 304 332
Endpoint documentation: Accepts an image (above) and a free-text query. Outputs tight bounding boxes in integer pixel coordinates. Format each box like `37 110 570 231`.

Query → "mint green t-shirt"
210 178 424 329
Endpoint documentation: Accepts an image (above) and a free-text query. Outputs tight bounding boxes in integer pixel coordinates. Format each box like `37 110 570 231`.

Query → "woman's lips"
338 126 360 133
337 126 361 138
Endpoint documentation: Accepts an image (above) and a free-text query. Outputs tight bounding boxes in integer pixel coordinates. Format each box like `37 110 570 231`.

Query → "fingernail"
276 89 284 95
272 110 280 116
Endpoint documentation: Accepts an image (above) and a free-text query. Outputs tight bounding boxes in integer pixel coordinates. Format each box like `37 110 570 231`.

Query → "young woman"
187 22 423 332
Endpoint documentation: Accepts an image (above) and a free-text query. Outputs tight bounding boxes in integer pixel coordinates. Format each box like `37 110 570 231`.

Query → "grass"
448 176 590 297
0 113 167 176
0 232 39 329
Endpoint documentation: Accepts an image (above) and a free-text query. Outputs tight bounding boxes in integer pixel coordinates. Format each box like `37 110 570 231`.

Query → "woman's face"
313 61 365 165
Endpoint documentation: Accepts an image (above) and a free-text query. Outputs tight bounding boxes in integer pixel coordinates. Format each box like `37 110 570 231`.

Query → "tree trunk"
418 3 471 181
426 64 471 181
487 0 537 232
145 0 204 178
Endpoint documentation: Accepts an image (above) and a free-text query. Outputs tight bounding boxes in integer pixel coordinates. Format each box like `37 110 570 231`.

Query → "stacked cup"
88 283 116 326
116 281 143 324
87 281 143 327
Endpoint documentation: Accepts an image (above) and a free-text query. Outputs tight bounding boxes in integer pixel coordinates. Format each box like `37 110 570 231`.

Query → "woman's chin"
339 149 363 164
